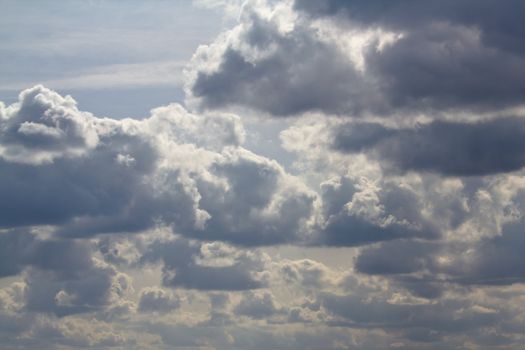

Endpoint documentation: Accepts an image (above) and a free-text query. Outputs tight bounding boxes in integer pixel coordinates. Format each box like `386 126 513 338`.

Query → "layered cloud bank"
2 0 525 349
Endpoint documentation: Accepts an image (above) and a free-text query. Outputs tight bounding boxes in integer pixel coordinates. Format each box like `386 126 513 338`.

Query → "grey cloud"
333 118 525 176
365 25 525 113
319 214 430 246
145 321 239 350
0 137 161 234
393 275 446 300
23 264 124 316
138 287 181 313
141 239 267 291
355 240 437 276
279 259 331 289
294 1 525 112
23 317 134 350
315 176 439 246
234 291 281 320
355 240 446 299
0 230 35 277
0 86 315 246
189 1 525 117
332 122 394 153
4 18 525 348
209 293 230 310
0 85 98 164
0 230 131 316
191 151 316 246
0 231 92 279
294 0 525 48
321 292 501 335
188 12 374 117
354 213 525 298
0 86 162 232
444 219 525 286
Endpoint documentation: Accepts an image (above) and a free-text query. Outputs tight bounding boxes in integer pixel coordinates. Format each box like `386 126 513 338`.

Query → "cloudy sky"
2 0 525 349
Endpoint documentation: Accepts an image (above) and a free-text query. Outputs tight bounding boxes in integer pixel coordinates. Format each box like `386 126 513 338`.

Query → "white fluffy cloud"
0 85 316 246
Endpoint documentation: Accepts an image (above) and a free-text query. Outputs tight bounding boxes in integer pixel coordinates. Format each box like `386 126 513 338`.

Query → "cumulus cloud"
187 0 525 117
348 182 525 305
0 86 99 164
186 2 379 117
279 259 335 289
140 238 269 291
138 287 181 313
0 85 315 246
0 230 133 316
315 175 440 246
234 291 282 319
4 1 525 348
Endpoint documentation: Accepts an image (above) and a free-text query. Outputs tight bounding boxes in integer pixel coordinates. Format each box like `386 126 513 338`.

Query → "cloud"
186 3 377 116
320 291 502 339
0 85 315 246
294 0 525 50
140 238 269 291
279 259 334 289
0 229 133 316
333 117 525 176
187 0 525 117
23 262 132 317
138 287 181 313
4 3 525 347
295 0 525 113
0 85 99 164
314 175 440 246
1 61 186 92
354 215 525 298
234 291 282 319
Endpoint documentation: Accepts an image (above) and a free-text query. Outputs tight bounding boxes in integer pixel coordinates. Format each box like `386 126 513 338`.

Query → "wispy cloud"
0 61 186 91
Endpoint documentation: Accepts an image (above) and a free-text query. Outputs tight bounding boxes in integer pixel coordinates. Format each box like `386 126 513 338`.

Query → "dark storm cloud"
293 0 525 113
189 0 525 117
294 0 525 46
333 117 525 176
365 25 525 113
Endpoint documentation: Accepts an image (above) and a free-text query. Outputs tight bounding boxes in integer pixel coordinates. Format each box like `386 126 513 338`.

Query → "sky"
1 0 525 349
